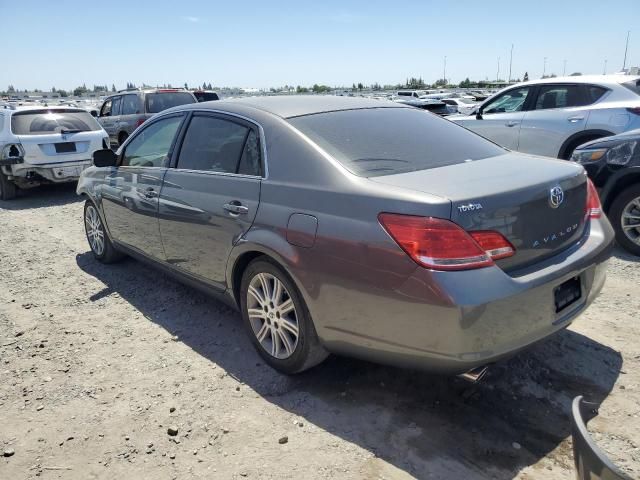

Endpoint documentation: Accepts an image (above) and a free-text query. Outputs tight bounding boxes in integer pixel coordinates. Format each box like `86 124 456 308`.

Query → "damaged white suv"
0 105 109 200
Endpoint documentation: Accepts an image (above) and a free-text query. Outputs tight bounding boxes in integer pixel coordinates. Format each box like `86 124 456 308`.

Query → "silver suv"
97 88 197 148
451 75 640 159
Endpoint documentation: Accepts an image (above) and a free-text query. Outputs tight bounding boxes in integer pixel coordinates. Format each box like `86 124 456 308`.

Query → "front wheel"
240 259 328 374
609 184 640 256
84 200 125 263
0 171 17 200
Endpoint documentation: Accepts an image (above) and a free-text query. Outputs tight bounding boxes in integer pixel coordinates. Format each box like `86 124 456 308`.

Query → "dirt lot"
1 184 638 480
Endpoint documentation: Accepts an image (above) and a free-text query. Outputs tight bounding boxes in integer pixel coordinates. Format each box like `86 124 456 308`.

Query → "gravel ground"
1 184 638 480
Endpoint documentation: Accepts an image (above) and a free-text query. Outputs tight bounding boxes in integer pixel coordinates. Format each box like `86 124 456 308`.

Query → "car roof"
176 95 406 119
513 74 640 88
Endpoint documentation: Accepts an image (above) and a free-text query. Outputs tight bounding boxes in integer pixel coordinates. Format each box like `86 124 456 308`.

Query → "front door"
101 113 185 259
158 113 263 289
457 86 532 150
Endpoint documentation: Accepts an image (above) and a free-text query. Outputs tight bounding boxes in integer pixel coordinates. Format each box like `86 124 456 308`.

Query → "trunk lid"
17 131 102 165
370 153 588 271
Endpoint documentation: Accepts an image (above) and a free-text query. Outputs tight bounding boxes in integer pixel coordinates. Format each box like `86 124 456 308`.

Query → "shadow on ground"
0 183 80 210
76 251 622 479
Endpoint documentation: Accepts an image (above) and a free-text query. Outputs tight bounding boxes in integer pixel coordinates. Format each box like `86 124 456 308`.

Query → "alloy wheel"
621 196 640 246
85 205 105 255
246 272 299 359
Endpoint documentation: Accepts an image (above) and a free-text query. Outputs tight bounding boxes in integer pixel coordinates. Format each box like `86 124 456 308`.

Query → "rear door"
456 86 533 150
100 113 185 259
158 112 262 289
518 84 590 158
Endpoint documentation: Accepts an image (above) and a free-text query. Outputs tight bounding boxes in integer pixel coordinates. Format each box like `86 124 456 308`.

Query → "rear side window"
585 85 608 104
121 95 140 115
622 79 640 95
177 115 258 174
145 92 196 114
237 130 261 176
121 116 183 167
534 85 584 110
11 109 102 135
288 107 504 177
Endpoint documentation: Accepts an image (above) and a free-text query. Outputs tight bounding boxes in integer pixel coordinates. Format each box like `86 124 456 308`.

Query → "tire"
118 132 129 147
83 200 125 263
609 184 640 256
560 135 605 160
240 259 328 374
0 171 17 200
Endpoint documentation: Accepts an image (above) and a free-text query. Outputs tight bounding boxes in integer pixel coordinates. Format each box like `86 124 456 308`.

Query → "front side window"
121 95 140 115
483 87 530 114
11 109 102 135
534 85 584 110
100 100 112 117
121 116 183 168
110 96 122 116
289 107 504 177
177 115 259 174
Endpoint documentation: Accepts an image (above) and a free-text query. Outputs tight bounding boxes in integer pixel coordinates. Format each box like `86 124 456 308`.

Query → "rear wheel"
84 200 125 263
240 259 328 374
0 171 17 200
610 184 640 256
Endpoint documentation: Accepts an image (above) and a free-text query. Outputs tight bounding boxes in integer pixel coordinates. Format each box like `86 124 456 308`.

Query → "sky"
1 0 639 91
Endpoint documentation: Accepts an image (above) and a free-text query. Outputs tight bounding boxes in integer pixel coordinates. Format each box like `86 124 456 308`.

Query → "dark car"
192 90 220 102
78 96 613 375
572 129 640 255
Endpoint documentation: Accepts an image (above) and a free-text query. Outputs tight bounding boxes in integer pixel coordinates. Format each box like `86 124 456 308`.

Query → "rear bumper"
313 218 615 373
8 159 92 183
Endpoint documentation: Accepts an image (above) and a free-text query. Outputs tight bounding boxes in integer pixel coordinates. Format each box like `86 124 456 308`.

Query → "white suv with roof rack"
0 105 109 200
450 75 640 159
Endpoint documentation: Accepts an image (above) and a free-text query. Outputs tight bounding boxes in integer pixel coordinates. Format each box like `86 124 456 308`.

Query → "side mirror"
476 107 484 120
93 149 118 168
90 110 98 117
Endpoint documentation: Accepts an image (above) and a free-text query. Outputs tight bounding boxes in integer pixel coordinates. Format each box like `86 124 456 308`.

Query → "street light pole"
542 57 547 77
443 56 447 85
604 59 608 74
623 30 630 70
563 59 567 76
508 44 513 83
496 57 500 82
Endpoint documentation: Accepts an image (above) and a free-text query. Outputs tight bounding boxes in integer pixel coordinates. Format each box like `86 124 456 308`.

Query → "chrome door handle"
223 202 249 215
568 116 585 123
505 121 519 127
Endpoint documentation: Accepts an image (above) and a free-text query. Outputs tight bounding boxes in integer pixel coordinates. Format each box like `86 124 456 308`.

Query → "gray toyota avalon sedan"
77 96 614 375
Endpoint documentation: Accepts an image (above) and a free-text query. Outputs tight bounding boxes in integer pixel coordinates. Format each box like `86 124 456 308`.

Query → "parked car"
393 91 450 115
97 88 197 148
450 75 640 159
78 96 613 375
441 98 478 115
572 129 640 255
192 90 220 102
0 105 109 200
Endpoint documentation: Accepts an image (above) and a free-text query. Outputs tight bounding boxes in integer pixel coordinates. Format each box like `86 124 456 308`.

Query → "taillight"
378 213 514 271
135 118 146 128
586 178 602 219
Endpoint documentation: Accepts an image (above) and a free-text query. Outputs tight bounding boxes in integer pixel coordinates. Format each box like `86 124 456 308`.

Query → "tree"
58 89 68 97
7 85 15 93
112 84 116 92
433 78 447 87
459 77 472 88
51 87 57 93
357 82 364 91
73 85 88 97
296 85 309 93
523 72 529 82
570 72 582 76
184 82 189 90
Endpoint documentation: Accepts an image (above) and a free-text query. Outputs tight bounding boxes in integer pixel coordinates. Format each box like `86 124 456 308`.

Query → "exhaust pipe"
457 366 488 383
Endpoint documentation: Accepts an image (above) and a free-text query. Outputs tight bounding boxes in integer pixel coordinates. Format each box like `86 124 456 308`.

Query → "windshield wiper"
60 129 85 134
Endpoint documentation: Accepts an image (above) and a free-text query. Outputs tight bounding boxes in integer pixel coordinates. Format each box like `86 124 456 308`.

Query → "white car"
0 106 109 200
450 75 640 159
441 98 478 115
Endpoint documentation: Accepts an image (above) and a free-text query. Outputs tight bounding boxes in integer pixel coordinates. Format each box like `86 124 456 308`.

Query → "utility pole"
623 30 630 70
543 57 547 77
508 44 513 83
604 59 608 74
443 56 447 85
496 57 500 82
563 59 567 76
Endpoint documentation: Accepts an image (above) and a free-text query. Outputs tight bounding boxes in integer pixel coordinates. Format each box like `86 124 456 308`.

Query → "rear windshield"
11 109 102 135
622 79 640 95
288 107 504 177
145 92 196 113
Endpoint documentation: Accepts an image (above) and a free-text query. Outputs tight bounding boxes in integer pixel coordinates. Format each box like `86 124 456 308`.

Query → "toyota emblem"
549 186 564 208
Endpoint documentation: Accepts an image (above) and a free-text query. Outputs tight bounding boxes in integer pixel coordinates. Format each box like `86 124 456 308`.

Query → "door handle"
568 116 585 123
505 121 520 127
143 187 158 199
223 202 249 215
